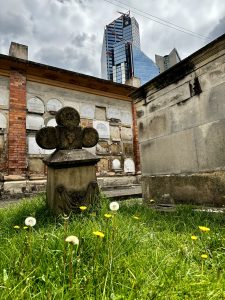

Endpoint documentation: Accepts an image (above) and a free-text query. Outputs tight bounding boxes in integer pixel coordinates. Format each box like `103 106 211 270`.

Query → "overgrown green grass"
1 195 225 299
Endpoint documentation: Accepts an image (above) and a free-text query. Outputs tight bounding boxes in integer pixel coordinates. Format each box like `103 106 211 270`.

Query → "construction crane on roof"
117 10 130 16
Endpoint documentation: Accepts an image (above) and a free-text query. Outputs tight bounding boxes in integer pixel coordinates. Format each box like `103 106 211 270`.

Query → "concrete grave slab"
124 158 135 173
121 127 132 141
112 158 121 171
110 125 121 141
107 106 121 120
26 115 44 130
93 120 110 139
47 99 63 112
123 143 133 157
0 113 7 129
80 103 95 119
28 136 45 154
110 142 122 155
28 158 45 174
0 76 9 107
97 158 109 173
96 141 109 155
80 118 93 128
47 118 57 127
27 97 45 114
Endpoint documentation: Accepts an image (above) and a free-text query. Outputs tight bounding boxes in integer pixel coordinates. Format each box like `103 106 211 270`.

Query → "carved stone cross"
35 107 100 215
36 106 99 150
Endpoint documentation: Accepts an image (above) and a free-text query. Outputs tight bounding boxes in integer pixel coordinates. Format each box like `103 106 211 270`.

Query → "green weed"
0 195 225 299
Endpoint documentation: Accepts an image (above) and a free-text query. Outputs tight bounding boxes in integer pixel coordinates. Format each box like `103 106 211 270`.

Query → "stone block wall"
26 81 135 178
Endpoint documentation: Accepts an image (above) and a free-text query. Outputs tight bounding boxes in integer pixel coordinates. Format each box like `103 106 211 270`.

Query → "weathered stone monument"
36 107 100 214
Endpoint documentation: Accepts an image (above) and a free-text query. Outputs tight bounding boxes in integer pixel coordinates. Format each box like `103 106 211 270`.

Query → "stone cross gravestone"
36 106 100 214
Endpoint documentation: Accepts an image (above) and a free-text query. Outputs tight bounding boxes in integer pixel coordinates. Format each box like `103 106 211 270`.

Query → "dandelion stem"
63 218 68 268
69 243 73 288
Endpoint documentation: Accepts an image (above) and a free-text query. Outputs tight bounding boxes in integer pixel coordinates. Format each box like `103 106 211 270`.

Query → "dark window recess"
189 77 202 97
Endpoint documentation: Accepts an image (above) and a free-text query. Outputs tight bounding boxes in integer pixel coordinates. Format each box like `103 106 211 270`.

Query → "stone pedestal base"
44 149 100 214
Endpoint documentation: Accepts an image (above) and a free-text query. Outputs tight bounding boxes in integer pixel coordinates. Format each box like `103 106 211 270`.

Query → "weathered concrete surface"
132 35 225 206
142 172 225 206
9 42 28 60
47 165 98 214
103 184 142 198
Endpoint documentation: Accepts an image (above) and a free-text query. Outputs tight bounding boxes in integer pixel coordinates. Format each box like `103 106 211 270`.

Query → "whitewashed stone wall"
26 81 135 177
0 75 9 172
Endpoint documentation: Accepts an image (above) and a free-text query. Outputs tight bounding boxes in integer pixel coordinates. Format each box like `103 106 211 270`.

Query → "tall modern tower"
101 13 159 85
155 48 181 73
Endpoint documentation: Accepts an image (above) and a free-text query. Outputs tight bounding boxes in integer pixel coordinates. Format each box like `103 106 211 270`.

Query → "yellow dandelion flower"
133 216 140 220
23 226 28 229
79 206 87 211
93 231 105 238
201 254 208 259
191 235 198 240
104 214 112 218
14 225 20 229
199 226 210 232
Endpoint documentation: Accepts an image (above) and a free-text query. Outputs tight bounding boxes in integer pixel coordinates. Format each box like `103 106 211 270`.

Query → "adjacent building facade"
0 42 141 199
155 48 181 73
132 33 225 206
101 13 159 85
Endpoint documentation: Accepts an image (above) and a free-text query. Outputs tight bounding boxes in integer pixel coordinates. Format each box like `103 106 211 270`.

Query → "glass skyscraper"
101 13 159 85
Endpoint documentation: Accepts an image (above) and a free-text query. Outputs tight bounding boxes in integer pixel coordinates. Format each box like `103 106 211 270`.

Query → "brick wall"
8 70 27 175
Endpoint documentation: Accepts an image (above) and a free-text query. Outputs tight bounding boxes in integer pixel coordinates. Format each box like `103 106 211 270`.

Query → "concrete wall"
0 75 9 173
135 38 225 205
26 81 135 178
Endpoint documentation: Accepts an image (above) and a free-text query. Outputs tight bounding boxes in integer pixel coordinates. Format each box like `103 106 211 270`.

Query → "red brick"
8 70 27 175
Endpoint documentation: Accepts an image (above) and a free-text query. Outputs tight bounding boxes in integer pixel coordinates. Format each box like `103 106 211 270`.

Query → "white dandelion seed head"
25 217 36 227
65 235 79 245
109 201 119 211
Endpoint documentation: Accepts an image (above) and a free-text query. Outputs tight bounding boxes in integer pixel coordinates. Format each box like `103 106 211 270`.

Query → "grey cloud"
209 16 225 40
35 45 100 76
71 33 89 47
56 0 90 9
56 0 71 3
71 33 97 47
1 0 225 79
0 12 31 36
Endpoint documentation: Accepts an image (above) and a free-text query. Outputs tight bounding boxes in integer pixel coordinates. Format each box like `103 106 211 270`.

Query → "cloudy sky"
1 0 225 78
